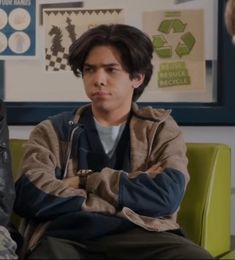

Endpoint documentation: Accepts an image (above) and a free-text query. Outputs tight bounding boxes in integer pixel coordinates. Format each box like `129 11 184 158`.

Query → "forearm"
85 167 185 216
14 174 85 220
14 122 86 220
119 168 185 216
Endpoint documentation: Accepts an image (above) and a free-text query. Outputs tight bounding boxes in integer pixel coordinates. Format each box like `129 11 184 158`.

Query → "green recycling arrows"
153 18 196 58
175 32 195 57
158 19 186 34
153 35 172 58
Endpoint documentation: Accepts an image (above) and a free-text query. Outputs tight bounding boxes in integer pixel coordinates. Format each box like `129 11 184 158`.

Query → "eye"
83 67 90 72
83 66 94 73
107 67 119 73
107 67 115 72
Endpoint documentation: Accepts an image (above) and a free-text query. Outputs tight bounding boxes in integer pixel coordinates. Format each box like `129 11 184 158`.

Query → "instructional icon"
8 31 31 54
0 9 8 30
9 8 31 30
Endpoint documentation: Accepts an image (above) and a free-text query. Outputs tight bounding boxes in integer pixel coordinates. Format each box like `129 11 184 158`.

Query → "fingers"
146 162 164 174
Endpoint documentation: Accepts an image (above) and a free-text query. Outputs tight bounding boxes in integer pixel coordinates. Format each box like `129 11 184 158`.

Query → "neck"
91 106 130 127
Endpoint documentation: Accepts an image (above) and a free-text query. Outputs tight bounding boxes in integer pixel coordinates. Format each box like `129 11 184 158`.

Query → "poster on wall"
43 8 125 72
39 2 84 25
0 0 36 59
143 9 205 97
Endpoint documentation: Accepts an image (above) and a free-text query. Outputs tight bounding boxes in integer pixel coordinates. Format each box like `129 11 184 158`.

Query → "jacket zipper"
63 122 84 178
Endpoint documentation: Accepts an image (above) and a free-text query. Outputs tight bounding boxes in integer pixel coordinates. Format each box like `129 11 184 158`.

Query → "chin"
92 101 110 111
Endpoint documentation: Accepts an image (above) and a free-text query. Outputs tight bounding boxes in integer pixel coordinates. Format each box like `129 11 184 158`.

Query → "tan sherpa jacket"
14 103 189 253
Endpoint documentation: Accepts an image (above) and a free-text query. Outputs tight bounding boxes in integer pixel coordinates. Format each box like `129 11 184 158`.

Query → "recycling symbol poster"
143 9 205 97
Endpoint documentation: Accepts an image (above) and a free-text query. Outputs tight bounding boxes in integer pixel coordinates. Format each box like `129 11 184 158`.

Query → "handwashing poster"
0 0 36 58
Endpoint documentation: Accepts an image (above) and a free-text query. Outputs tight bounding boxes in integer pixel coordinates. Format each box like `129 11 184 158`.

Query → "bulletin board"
1 0 235 125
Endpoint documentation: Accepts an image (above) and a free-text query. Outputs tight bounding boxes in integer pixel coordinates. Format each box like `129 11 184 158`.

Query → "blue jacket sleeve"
14 175 85 220
119 168 185 216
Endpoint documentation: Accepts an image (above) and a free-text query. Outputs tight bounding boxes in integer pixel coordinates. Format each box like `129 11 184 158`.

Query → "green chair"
178 143 233 258
9 139 28 230
9 139 234 258
10 139 27 183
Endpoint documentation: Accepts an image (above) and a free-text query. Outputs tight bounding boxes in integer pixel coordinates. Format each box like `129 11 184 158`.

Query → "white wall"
9 125 235 235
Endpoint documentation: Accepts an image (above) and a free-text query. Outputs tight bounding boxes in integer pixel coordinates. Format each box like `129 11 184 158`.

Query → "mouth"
92 92 111 97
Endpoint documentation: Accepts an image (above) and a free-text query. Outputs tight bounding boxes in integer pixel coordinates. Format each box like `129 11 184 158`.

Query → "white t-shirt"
94 118 126 158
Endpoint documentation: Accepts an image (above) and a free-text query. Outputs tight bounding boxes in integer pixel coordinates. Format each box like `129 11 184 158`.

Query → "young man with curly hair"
14 24 212 259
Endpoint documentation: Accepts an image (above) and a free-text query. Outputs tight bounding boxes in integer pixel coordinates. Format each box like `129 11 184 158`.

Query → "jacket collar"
73 103 171 125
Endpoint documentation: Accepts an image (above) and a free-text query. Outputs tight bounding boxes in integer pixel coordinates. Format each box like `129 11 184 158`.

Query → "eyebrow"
83 63 121 68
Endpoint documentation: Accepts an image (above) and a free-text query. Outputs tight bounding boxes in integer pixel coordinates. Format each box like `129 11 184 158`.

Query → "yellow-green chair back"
178 143 231 258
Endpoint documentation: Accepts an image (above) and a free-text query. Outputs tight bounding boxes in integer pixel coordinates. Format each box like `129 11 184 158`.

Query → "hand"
63 176 79 189
146 162 164 175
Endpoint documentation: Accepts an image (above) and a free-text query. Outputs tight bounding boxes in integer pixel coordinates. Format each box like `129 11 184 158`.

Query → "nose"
93 69 106 87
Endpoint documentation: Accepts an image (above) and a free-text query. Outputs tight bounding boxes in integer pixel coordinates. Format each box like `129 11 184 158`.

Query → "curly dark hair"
68 24 153 101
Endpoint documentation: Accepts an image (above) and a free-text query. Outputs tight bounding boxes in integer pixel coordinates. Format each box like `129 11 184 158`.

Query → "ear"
132 73 145 89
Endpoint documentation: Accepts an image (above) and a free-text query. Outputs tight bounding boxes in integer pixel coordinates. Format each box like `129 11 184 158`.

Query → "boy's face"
82 45 144 116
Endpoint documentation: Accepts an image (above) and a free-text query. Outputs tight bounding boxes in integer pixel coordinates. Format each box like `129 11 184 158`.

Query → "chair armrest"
178 143 231 257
